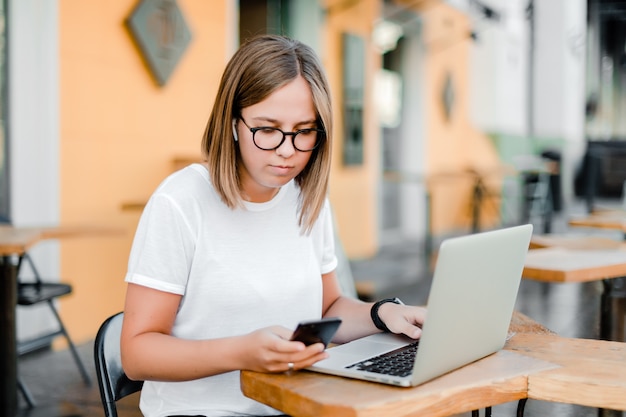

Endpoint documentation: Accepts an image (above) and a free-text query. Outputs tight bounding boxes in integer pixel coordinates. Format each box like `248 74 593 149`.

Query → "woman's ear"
232 119 238 141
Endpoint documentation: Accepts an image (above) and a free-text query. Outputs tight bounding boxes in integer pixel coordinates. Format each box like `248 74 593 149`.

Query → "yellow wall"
323 0 381 259
59 0 229 343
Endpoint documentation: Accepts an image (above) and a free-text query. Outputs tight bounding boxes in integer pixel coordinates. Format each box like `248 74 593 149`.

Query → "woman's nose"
275 135 296 157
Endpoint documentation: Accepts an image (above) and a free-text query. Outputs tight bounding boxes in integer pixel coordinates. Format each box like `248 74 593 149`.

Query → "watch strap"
370 297 402 332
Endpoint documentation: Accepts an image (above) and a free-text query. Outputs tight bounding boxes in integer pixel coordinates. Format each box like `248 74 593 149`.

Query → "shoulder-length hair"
201 34 333 234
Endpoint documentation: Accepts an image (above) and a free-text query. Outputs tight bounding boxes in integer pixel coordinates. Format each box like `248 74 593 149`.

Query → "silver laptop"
309 224 533 387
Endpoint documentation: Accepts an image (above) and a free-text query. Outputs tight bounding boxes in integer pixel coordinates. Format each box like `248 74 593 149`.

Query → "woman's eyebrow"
249 116 318 127
249 116 278 124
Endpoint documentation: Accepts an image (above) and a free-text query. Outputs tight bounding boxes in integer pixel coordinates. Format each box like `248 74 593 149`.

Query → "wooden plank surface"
507 333 626 410
529 235 626 250
241 352 548 417
0 225 125 256
569 211 626 232
509 311 554 335
523 247 626 283
38 225 125 240
243 311 626 415
0 227 42 255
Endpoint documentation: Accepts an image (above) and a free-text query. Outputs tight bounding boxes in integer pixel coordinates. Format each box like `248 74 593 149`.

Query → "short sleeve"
125 193 196 295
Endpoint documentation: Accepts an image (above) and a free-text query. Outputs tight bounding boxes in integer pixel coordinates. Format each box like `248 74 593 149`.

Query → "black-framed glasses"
239 117 324 152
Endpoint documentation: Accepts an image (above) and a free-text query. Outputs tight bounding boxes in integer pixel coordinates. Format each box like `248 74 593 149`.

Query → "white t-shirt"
125 164 338 417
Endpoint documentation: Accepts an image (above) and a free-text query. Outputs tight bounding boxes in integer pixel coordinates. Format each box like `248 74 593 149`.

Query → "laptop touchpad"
320 334 412 366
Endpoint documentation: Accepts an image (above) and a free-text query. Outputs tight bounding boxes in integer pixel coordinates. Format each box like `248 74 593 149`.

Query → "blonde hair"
201 34 333 234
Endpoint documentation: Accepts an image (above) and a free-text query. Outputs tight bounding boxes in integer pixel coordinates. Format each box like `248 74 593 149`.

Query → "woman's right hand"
240 326 329 373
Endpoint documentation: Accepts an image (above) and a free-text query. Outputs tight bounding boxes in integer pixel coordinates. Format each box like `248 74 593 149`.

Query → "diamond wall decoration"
125 0 192 86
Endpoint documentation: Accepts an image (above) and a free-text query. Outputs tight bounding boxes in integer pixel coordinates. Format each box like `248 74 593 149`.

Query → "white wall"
470 0 529 136
399 31 427 239
533 0 586 203
9 0 61 341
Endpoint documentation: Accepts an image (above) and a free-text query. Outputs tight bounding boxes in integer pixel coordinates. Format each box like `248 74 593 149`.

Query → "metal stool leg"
596 279 625 417
517 398 527 417
47 299 92 386
18 378 36 408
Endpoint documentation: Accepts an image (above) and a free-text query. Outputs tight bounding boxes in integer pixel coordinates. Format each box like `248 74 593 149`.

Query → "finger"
273 326 295 340
268 327 307 353
400 313 425 339
402 324 422 339
413 306 428 324
283 344 327 367
285 350 329 372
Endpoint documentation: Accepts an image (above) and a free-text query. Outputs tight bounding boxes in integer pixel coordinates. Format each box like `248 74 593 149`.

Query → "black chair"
94 312 144 417
17 252 91 407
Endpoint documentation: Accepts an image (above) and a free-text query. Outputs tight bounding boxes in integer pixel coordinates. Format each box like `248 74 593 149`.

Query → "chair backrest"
17 253 44 284
94 312 143 417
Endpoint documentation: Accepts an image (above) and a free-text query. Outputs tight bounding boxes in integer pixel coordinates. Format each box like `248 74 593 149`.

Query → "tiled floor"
17 340 140 417
17 197 625 417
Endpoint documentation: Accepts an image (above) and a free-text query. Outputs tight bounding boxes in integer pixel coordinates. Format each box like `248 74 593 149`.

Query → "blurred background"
1 0 625 355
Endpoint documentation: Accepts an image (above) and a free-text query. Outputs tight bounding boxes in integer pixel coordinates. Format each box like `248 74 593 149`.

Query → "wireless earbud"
232 119 238 141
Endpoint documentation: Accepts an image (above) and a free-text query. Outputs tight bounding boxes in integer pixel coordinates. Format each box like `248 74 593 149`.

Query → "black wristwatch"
370 297 403 332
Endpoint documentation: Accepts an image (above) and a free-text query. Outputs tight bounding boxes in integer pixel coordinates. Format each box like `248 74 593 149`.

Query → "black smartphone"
290 317 342 348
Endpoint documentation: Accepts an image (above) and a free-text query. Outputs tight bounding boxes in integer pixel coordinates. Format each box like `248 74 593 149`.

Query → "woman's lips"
270 165 293 175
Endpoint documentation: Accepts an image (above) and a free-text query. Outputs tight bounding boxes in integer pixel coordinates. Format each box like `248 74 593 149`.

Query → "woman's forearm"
122 332 246 382
323 296 378 343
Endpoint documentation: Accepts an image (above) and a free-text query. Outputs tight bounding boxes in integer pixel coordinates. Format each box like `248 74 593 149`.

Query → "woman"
121 34 426 417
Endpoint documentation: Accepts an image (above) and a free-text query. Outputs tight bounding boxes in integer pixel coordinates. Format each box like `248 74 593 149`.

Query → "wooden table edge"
568 218 626 232
0 225 126 256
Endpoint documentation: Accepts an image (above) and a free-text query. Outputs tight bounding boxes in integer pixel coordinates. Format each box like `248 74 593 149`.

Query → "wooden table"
240 313 558 417
524 246 626 284
241 312 626 417
0 225 123 416
508 332 626 412
523 246 626 344
568 211 626 238
530 234 626 250
524 239 626 417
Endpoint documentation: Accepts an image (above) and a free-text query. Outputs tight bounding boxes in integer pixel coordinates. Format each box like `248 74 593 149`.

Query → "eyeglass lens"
253 127 319 151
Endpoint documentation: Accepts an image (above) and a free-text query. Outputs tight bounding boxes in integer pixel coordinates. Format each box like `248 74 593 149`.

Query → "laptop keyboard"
345 341 420 377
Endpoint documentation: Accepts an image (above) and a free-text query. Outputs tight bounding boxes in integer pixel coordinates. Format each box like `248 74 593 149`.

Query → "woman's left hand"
378 303 427 339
